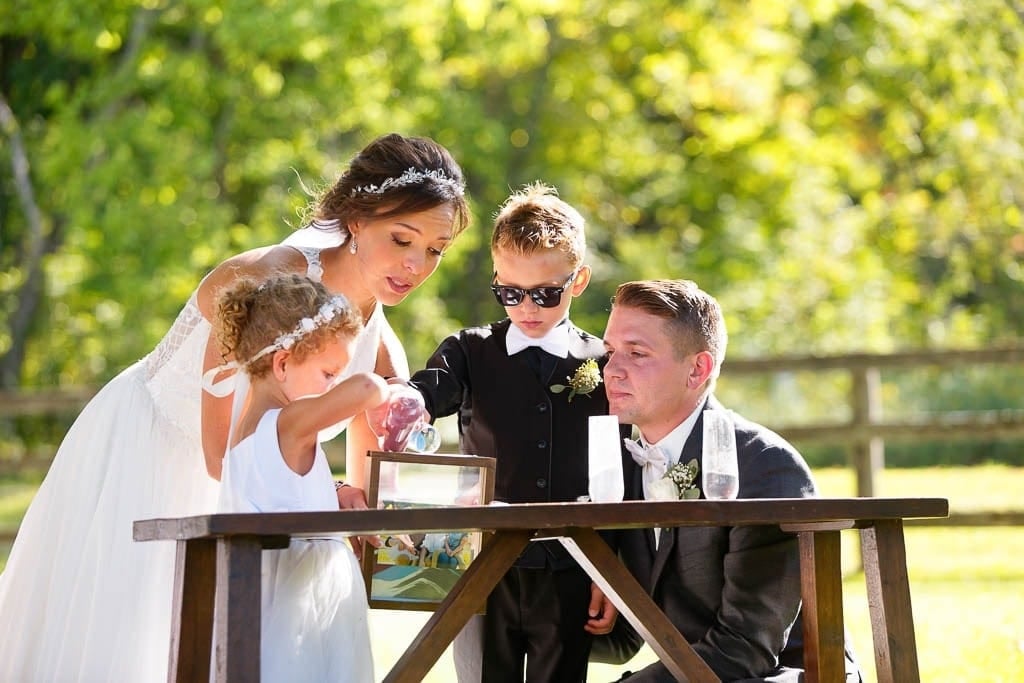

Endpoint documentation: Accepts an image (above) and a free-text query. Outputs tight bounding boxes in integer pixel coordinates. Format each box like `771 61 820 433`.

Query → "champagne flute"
701 409 739 499
587 415 624 502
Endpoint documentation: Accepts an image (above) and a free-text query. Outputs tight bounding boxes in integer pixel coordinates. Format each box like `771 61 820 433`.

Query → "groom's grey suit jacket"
593 396 862 682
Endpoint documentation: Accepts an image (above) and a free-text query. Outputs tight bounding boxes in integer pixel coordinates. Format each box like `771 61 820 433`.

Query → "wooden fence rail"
723 345 1024 499
0 386 97 417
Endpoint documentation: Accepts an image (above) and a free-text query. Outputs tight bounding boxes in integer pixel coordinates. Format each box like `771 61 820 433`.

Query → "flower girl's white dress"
219 409 374 683
0 240 386 682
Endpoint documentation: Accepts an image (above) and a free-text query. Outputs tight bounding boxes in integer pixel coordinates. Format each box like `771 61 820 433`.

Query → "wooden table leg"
168 538 216 683
213 536 263 683
559 528 720 683
861 520 920 683
383 530 533 683
796 530 845 683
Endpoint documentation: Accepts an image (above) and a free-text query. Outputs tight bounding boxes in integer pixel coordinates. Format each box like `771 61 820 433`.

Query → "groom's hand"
585 583 619 635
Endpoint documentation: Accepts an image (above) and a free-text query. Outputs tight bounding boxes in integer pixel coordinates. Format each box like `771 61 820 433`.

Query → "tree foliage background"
2 0 1023 461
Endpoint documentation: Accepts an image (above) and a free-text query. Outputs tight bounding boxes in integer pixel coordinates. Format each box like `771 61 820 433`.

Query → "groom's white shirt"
641 398 705 471
642 400 704 547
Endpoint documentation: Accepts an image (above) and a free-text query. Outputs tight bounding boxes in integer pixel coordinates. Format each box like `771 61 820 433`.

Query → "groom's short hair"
611 279 728 374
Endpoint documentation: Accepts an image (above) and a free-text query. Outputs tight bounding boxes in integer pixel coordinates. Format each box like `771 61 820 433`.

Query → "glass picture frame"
360 450 496 611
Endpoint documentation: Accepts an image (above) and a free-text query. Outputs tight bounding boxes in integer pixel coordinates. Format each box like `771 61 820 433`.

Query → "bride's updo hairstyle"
307 133 471 238
215 274 362 379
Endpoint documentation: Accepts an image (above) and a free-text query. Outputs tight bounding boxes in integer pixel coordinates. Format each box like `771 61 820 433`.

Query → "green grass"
806 466 1024 683
3 466 1023 681
0 478 38 531
0 476 37 574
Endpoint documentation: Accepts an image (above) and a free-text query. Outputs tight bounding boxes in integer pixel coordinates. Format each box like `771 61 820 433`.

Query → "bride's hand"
336 484 383 559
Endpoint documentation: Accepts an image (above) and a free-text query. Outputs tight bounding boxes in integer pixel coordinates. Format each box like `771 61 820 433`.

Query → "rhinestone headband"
351 167 465 198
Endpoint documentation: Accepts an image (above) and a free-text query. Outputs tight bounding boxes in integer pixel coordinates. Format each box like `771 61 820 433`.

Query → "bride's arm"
344 320 410 490
195 245 303 480
343 415 376 491
200 338 233 481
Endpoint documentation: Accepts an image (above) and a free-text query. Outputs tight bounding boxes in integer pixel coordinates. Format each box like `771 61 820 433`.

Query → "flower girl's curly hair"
214 274 362 379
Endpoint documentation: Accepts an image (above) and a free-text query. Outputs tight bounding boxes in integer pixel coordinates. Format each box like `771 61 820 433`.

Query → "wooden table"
134 497 948 683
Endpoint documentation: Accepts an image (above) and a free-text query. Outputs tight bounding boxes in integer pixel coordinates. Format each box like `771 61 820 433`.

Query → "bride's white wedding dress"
0 243 386 682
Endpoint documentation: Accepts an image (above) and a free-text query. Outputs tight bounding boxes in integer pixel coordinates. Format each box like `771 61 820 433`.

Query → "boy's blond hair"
490 182 586 269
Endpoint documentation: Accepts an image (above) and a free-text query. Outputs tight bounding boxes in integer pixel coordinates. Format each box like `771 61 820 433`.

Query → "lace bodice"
141 246 386 440
142 295 211 440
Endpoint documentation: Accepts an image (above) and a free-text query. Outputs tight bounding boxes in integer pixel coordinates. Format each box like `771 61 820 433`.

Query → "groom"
589 279 862 682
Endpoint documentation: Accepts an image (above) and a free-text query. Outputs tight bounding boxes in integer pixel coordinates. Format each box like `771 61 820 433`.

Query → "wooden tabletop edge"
132 497 950 542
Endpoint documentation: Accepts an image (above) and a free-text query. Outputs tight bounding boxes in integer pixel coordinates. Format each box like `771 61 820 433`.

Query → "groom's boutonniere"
648 458 701 500
550 358 602 402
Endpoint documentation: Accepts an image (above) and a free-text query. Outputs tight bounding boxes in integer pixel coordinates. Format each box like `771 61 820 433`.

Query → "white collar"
505 321 571 358
640 398 707 467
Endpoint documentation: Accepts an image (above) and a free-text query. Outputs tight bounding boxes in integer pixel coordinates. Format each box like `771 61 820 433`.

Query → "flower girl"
207 273 386 682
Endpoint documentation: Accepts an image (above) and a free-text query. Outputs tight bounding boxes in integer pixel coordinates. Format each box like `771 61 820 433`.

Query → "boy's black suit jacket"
409 318 630 568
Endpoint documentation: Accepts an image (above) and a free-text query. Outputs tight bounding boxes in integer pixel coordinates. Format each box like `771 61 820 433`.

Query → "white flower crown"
351 167 465 198
200 294 354 398
245 295 352 366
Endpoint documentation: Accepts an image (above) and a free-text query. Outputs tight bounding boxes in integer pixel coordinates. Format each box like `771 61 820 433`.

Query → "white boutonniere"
646 477 680 501
550 358 602 402
654 458 701 500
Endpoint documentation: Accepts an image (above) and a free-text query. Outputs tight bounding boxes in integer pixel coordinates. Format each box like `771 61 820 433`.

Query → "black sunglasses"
490 271 578 308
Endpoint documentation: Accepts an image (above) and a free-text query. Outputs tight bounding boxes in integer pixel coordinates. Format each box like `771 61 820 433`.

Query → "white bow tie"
505 324 570 358
624 438 673 546
623 439 670 499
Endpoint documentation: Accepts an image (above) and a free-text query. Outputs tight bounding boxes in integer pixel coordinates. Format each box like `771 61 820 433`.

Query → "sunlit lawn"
3 466 1023 681
819 466 1024 683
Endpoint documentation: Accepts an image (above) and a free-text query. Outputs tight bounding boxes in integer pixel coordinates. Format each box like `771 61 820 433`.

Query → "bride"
0 132 470 682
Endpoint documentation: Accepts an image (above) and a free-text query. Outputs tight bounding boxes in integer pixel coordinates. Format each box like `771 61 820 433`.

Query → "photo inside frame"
360 452 495 611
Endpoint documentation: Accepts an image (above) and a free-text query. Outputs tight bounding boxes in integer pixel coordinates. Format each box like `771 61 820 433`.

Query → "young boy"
405 183 621 682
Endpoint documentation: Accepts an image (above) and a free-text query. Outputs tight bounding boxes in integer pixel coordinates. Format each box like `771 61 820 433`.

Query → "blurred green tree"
1 0 1021 450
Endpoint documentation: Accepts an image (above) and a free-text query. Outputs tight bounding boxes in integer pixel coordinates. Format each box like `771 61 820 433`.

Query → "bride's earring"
349 238 358 255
